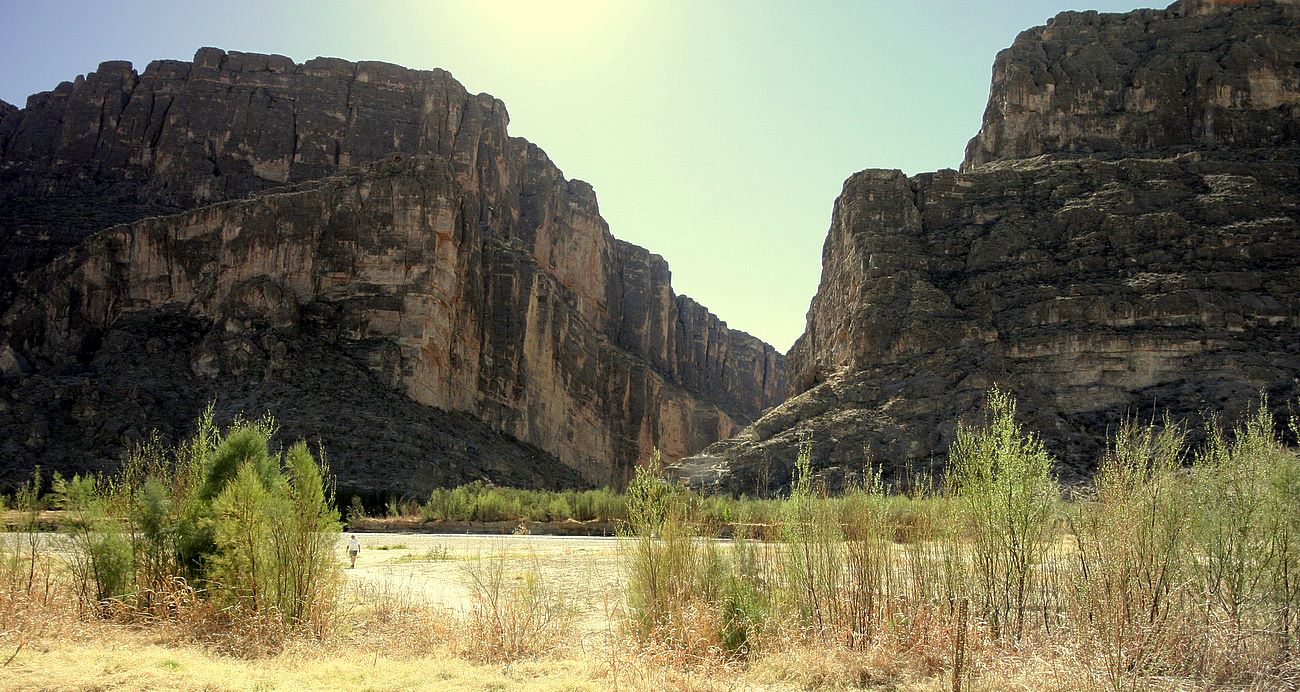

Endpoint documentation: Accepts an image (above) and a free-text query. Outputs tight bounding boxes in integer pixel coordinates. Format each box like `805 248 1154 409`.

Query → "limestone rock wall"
682 151 1300 493
963 0 1300 169
679 0 1300 493
0 50 785 489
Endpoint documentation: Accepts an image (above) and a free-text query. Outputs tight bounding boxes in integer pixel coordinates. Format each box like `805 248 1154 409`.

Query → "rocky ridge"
0 49 785 493
677 0 1300 493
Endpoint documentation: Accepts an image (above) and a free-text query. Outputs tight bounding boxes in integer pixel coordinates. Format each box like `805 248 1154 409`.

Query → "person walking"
347 535 361 568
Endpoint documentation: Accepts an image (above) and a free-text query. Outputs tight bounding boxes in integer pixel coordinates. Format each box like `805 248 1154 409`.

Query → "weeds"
5 391 1300 690
949 386 1058 642
461 550 574 662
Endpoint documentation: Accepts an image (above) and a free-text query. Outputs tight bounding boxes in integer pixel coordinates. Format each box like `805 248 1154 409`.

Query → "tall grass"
460 550 574 662
421 482 625 523
1065 416 1189 688
619 389 1300 688
4 390 1300 688
621 449 729 659
781 436 845 641
838 464 897 649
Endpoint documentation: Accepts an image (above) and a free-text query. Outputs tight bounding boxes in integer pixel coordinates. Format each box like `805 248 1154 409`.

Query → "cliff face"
964 0 1300 169
0 49 785 492
678 0 1300 493
0 48 519 303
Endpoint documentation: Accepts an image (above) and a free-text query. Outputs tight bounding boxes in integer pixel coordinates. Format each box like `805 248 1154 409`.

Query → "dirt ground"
339 532 626 637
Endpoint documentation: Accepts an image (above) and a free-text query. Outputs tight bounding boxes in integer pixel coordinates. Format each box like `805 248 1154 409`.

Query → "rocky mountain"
677 0 1300 494
0 49 786 495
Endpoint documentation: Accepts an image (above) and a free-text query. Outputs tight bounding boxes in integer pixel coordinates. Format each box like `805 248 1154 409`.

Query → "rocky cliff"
0 49 785 493
964 0 1300 168
677 0 1300 494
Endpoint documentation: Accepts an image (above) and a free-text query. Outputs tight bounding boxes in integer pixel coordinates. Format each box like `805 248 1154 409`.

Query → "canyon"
0 49 785 495
2 0 1297 497
678 0 1300 493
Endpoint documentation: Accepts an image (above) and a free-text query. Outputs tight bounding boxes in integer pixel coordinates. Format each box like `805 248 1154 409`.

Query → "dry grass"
4 579 1298 691
2 626 607 691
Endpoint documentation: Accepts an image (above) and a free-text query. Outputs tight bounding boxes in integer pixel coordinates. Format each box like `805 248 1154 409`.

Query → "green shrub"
621 449 729 652
54 406 341 629
53 474 132 611
1189 398 1297 643
948 386 1058 641
1066 416 1190 685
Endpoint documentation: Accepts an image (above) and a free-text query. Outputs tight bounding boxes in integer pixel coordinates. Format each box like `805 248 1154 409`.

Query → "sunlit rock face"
676 0 1300 494
0 49 786 494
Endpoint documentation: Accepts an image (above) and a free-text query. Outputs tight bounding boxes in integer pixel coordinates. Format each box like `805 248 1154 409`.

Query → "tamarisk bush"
948 386 1058 641
54 406 341 628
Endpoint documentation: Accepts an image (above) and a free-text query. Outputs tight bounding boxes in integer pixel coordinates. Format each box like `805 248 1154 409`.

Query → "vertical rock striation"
0 49 785 493
677 0 1300 494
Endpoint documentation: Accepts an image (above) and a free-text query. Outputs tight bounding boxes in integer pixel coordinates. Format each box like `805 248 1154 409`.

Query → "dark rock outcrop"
0 49 785 493
677 0 1300 494
963 0 1300 169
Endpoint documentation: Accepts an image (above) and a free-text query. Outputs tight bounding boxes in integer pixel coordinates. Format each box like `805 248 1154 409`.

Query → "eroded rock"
680 0 1300 494
0 51 786 493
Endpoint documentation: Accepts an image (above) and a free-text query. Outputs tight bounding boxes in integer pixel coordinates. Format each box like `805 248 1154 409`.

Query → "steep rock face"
679 0 1300 493
682 152 1300 493
0 50 785 491
964 0 1300 170
0 48 515 304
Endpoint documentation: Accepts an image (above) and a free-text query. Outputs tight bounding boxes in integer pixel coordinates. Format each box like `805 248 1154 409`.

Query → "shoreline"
346 516 621 537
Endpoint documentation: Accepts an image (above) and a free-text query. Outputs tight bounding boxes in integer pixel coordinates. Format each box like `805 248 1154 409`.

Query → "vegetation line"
2 390 1298 689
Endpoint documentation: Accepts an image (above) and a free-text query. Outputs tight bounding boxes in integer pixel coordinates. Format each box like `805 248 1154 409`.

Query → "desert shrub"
780 437 844 641
543 495 572 522
571 487 625 522
346 495 367 528
1066 416 1190 686
622 449 729 656
53 406 341 631
719 529 776 657
1187 397 1300 670
52 474 133 612
272 442 342 627
472 489 515 522
1 470 47 599
948 386 1058 641
207 431 340 628
839 464 894 648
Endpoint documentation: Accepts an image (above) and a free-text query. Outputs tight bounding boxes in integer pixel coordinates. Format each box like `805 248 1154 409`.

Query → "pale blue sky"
0 0 1158 351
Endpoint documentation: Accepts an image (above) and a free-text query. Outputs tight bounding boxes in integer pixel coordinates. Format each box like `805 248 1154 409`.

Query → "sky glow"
0 0 1158 351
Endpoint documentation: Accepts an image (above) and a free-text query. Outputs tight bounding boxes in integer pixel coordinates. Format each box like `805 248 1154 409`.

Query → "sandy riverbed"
338 533 627 636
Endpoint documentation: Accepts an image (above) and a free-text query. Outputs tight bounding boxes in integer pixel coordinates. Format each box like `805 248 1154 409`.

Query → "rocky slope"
0 49 785 494
677 0 1300 494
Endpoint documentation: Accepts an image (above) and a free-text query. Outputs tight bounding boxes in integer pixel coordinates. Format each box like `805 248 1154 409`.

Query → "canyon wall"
677 0 1300 493
964 0 1300 168
0 49 785 493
